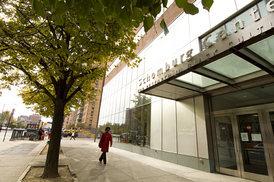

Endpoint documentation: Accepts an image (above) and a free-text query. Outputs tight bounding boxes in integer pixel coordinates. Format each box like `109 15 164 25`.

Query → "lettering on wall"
138 0 274 92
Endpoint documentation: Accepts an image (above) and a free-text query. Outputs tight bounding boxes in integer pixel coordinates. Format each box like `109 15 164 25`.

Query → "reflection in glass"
97 94 151 147
237 114 268 175
211 83 274 111
248 35 274 65
204 54 260 79
176 72 218 87
201 26 225 51
225 4 258 35
215 116 237 170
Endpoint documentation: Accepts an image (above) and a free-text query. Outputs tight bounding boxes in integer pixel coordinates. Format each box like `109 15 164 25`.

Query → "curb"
17 143 78 181
61 146 78 182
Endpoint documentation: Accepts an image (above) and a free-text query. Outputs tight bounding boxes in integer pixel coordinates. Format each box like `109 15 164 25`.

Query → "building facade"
98 0 274 181
64 79 104 132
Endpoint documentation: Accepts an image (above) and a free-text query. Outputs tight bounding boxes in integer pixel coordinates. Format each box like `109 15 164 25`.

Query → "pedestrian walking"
70 132 75 140
98 127 112 165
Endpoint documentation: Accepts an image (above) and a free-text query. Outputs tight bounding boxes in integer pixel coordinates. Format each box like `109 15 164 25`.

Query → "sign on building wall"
138 0 274 92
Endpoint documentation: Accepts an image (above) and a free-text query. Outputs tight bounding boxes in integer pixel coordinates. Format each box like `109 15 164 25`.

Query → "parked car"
253 143 264 149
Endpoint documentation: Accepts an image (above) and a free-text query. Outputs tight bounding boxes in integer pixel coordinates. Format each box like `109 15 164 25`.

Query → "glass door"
214 111 273 181
214 116 239 176
236 113 269 180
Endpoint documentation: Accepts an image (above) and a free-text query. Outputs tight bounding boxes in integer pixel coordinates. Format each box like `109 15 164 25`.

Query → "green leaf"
92 1 103 12
49 0 57 11
55 2 69 16
143 0 154 6
79 18 90 30
104 6 113 16
101 0 110 6
160 19 169 35
160 19 164 29
119 9 130 27
144 16 154 32
55 15 64 25
150 2 161 17
175 0 199 15
142 6 149 14
131 8 143 23
66 0 75 9
162 0 168 8
96 22 105 32
94 12 106 23
32 0 46 18
202 0 214 11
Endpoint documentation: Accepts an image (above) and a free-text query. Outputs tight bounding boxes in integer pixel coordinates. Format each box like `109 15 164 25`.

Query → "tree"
76 122 85 129
31 0 214 33
66 123 75 129
0 0 139 178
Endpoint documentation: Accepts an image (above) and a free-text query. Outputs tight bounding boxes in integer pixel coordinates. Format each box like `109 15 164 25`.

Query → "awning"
139 13 274 100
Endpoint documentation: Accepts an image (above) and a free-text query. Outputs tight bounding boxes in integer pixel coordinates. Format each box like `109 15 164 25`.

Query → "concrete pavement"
0 131 256 182
61 138 255 182
0 130 47 182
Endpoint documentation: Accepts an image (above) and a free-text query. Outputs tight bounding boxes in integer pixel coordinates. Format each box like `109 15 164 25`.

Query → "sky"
0 86 51 122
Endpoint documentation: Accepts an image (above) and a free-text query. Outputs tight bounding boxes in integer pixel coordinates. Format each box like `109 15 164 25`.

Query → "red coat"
99 132 112 152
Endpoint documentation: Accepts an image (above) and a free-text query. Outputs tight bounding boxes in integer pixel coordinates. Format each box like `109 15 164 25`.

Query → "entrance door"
214 110 273 181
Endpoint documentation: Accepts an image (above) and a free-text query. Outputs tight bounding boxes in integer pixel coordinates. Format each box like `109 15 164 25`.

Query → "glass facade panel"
215 116 237 170
248 35 274 65
225 4 258 36
237 114 268 175
176 72 219 87
211 83 274 111
201 26 225 51
258 0 272 18
204 54 260 79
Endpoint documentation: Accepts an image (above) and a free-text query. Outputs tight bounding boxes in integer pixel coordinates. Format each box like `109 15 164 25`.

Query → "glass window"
248 35 274 66
92 105 95 110
126 66 132 84
204 54 261 79
225 4 259 35
200 26 225 51
257 0 272 18
124 84 131 109
211 83 274 111
176 72 219 87
130 80 137 108
122 68 127 88
91 111 93 116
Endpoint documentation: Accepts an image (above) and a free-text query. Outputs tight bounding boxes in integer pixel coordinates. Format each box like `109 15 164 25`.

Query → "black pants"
99 152 106 164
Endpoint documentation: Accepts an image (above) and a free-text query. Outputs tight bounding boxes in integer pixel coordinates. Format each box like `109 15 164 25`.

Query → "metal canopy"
139 28 274 100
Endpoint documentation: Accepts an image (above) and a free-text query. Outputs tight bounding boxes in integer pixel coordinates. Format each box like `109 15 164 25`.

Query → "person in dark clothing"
98 127 113 165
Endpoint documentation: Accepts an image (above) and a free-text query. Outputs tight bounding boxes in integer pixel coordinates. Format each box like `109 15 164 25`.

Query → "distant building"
28 114 42 124
63 79 104 131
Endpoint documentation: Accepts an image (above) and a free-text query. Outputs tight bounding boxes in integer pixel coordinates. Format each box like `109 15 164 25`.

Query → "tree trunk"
42 99 65 178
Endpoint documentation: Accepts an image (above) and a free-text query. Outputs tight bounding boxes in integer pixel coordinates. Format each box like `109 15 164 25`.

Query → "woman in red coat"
99 127 112 164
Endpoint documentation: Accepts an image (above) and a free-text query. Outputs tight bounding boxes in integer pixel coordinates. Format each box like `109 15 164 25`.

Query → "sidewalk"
0 130 47 182
61 138 256 182
0 131 256 182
